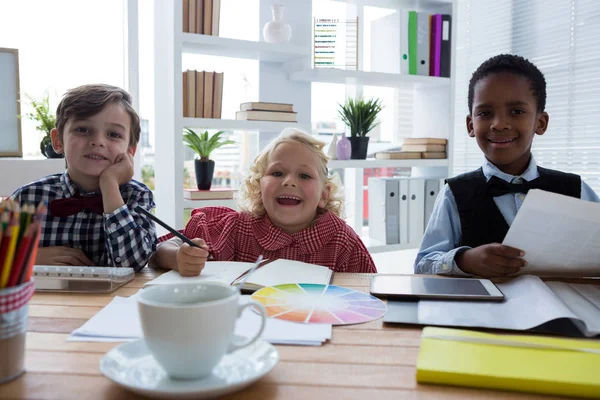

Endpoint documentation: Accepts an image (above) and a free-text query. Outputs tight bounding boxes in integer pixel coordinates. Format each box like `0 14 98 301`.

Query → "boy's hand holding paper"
456 243 526 278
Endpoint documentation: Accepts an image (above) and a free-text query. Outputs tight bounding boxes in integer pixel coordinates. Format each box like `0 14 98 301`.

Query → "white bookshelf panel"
183 199 238 209
181 118 310 132
180 33 310 62
289 68 450 88
328 158 448 169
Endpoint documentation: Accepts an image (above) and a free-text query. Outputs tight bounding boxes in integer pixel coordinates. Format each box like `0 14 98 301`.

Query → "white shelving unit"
289 68 450 88
182 117 310 132
329 158 448 169
153 0 313 229
153 0 457 254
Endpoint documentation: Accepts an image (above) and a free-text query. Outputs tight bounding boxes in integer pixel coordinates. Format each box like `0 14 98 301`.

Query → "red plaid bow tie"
49 194 104 217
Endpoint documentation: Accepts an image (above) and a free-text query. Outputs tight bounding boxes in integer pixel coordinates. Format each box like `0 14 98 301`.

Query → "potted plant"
337 97 383 159
21 92 63 158
183 128 235 190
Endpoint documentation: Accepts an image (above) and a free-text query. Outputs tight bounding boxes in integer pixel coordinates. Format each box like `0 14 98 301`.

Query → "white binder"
368 177 400 245
424 179 441 227
400 9 410 74
408 178 425 245
398 178 410 244
416 12 430 76
370 10 409 74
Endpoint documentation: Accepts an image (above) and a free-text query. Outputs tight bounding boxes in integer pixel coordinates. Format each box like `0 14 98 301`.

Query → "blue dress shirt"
414 157 600 275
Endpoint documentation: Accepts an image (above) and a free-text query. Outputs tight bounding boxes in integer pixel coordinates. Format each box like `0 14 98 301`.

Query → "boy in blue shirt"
11 84 157 270
415 54 600 278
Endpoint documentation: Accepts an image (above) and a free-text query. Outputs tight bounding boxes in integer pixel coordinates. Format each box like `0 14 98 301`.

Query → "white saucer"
100 337 279 399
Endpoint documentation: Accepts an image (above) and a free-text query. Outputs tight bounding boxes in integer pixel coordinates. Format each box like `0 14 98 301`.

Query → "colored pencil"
0 213 20 288
21 225 41 284
7 222 35 287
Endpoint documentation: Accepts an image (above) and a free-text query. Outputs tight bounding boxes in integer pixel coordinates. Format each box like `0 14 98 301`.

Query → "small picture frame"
0 48 22 157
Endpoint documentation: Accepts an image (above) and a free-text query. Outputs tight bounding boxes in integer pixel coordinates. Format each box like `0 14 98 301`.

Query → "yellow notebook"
416 327 600 399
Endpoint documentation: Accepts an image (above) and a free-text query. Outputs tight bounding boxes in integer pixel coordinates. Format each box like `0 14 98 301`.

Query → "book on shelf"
401 144 446 152
182 70 223 118
195 70 205 118
183 0 189 32
375 151 421 160
182 0 219 36
240 102 294 113
143 260 333 293
421 151 446 159
188 0 197 33
236 110 297 122
195 0 203 34
403 137 447 145
185 70 196 118
183 188 236 200
203 71 214 118
212 72 224 119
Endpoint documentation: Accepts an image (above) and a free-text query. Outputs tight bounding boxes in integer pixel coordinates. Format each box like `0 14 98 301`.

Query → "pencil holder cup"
0 280 35 384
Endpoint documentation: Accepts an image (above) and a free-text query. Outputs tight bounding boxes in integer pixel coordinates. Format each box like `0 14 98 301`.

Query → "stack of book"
183 70 223 119
235 102 297 123
182 0 220 36
183 188 236 200
375 138 447 159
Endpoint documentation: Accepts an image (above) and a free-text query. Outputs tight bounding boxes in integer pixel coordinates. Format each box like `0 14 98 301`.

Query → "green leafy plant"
183 128 235 161
337 97 383 137
20 92 57 156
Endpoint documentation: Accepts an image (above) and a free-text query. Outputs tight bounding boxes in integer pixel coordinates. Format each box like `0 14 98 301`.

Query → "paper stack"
68 294 331 346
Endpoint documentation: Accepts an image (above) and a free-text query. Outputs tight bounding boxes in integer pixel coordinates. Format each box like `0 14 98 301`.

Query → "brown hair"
55 84 141 147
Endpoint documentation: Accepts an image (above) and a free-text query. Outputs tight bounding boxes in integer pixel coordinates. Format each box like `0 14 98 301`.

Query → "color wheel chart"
251 283 387 325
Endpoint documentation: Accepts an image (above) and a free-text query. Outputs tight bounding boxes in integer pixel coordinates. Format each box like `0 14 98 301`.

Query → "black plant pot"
349 136 370 159
194 159 215 190
44 143 65 159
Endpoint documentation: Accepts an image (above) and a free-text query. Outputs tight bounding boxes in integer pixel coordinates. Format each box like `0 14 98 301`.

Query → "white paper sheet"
503 189 600 277
418 275 578 331
68 294 332 346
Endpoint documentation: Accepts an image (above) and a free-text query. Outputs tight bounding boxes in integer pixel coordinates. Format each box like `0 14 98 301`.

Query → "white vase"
262 4 292 44
327 133 338 160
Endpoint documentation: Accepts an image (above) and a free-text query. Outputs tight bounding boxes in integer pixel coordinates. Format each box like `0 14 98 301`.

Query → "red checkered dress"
159 207 376 273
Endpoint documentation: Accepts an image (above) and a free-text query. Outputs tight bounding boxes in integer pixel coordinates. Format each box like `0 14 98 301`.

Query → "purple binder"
429 14 442 77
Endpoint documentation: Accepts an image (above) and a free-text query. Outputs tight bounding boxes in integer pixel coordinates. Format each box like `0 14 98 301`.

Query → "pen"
136 207 204 250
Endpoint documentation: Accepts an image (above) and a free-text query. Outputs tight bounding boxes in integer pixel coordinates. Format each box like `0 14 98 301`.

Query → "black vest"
447 166 581 248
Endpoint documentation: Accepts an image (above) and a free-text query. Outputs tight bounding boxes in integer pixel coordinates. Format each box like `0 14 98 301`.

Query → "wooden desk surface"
0 271 569 400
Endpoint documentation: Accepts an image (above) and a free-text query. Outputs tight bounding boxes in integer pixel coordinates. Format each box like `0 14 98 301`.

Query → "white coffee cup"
137 282 266 380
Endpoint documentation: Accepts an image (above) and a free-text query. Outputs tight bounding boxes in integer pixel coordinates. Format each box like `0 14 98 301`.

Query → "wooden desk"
0 272 564 400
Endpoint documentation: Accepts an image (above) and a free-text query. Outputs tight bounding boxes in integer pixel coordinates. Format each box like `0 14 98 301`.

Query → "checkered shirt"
159 207 376 273
10 172 157 271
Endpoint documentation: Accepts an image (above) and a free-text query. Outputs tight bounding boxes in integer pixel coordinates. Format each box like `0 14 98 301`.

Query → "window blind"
452 0 600 193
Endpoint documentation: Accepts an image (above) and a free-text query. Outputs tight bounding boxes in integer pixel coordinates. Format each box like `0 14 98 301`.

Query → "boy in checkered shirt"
11 84 156 271
151 128 376 275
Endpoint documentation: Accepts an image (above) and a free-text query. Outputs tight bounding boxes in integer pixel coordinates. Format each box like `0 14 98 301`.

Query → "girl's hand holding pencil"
0 199 46 289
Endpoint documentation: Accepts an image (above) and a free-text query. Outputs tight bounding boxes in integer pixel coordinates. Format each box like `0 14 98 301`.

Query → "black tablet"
370 275 504 301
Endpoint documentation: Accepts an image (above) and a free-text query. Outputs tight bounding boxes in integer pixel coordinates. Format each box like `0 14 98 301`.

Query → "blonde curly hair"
237 128 343 218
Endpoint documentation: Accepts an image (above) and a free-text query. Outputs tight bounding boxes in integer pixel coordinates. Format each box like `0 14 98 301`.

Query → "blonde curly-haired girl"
153 128 376 276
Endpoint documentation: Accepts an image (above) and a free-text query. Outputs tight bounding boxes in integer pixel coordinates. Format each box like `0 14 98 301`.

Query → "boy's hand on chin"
456 243 526 278
99 152 135 188
36 246 95 266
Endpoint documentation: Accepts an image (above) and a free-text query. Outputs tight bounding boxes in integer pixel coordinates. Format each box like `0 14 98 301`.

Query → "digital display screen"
371 276 493 297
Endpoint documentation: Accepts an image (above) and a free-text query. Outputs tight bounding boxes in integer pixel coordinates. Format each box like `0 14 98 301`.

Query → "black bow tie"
486 176 551 197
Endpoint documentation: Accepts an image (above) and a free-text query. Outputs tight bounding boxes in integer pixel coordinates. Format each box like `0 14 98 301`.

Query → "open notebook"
145 260 333 292
385 275 600 338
